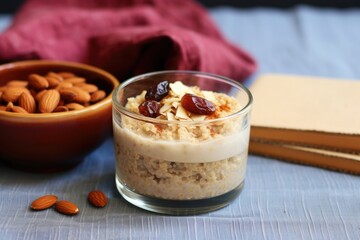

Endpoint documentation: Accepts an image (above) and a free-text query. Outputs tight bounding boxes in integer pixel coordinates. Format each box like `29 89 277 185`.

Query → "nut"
53 106 69 112
55 200 79 215
46 72 64 82
30 195 58 211
55 81 73 90
57 72 76 79
67 87 90 104
65 102 85 111
75 83 98 93
35 89 48 102
87 190 107 208
0 71 108 114
2 87 30 103
18 92 36 113
28 74 49 91
38 89 60 113
6 102 14 111
12 105 28 113
90 90 106 103
46 76 62 89
58 87 78 102
64 77 86 84
6 80 28 88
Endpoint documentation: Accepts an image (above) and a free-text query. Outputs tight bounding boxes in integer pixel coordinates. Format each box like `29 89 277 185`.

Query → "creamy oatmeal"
114 81 250 200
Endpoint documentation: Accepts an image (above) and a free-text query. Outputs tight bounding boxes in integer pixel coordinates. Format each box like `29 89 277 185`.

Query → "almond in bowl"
112 71 252 215
0 60 119 172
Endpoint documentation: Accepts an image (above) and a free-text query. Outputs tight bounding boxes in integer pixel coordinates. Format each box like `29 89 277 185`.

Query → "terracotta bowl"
0 60 119 172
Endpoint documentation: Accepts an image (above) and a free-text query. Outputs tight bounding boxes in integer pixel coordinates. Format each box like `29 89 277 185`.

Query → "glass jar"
112 71 252 215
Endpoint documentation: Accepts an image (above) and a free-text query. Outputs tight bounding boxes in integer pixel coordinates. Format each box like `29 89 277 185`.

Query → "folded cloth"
0 0 256 81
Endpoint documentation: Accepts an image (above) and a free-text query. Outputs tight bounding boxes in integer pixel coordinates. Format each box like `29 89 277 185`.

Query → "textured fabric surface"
1 6 360 240
0 0 256 82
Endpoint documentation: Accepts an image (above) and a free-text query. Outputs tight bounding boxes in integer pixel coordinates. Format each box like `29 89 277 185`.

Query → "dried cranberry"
145 81 170 101
138 100 161 118
181 93 215 115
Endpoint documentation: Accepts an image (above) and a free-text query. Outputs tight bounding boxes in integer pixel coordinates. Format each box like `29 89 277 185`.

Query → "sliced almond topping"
202 91 218 104
171 101 180 109
166 111 176 121
175 105 190 119
190 114 206 121
159 103 172 115
169 81 193 97
162 97 181 105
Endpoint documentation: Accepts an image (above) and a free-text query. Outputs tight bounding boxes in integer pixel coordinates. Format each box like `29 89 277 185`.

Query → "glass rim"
112 70 253 125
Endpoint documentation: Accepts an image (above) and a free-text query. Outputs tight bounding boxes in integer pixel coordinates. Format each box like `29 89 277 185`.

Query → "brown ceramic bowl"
0 60 119 172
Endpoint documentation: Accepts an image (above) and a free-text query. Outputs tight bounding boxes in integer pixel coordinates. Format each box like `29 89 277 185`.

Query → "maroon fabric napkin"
0 0 256 81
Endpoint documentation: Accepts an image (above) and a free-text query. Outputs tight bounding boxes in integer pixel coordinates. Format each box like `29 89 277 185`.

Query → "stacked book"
249 74 360 174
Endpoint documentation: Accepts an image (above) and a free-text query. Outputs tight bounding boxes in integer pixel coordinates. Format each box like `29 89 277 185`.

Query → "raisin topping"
138 100 161 118
145 81 170 101
180 93 215 115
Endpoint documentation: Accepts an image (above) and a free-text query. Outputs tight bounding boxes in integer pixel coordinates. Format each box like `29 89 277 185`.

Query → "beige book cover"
249 140 360 175
249 74 360 152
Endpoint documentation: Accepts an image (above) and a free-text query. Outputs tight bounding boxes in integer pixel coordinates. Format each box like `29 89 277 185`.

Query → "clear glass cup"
112 71 252 215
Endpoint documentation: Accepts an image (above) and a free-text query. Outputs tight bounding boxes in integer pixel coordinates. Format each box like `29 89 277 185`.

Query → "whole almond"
88 190 107 208
59 87 78 102
64 77 86 84
2 87 30 103
60 87 90 104
55 200 79 215
75 83 98 93
46 72 64 82
6 80 28 88
28 74 49 91
72 87 91 103
35 89 48 102
65 102 85 111
12 105 28 113
55 81 73 90
46 76 61 89
6 102 14 111
57 72 76 79
53 106 69 112
30 195 58 211
38 89 60 113
19 92 36 113
90 90 106 103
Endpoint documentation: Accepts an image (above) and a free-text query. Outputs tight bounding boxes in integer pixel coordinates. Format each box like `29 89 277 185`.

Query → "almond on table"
55 200 80 216
87 190 107 208
30 195 58 211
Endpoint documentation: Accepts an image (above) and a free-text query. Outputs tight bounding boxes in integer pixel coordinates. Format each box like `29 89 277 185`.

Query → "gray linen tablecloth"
1 6 360 240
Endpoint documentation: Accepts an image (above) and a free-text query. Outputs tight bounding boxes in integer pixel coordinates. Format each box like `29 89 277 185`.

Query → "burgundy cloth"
0 0 256 81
